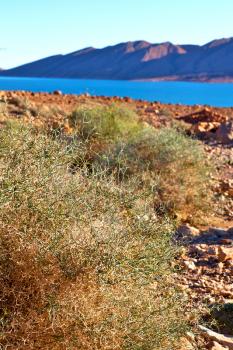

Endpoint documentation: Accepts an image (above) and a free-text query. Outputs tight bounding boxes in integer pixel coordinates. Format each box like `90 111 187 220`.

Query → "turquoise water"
0 76 233 107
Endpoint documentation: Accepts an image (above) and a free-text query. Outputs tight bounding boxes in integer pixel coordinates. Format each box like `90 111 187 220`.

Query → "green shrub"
67 105 212 222
0 122 189 349
69 104 142 142
97 127 212 222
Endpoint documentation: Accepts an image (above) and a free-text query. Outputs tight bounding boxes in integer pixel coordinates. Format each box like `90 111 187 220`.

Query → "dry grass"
0 122 189 349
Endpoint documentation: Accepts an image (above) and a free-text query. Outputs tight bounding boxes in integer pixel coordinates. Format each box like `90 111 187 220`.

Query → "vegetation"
69 105 212 222
0 122 191 349
69 105 142 142
101 127 212 221
68 105 143 165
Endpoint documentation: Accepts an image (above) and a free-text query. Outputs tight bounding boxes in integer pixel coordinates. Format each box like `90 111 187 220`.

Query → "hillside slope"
1 38 233 81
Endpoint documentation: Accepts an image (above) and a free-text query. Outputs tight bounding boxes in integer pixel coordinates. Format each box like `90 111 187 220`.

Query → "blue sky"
1 0 233 68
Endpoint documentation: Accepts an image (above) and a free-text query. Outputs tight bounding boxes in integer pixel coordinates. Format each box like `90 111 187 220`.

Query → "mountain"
1 38 233 82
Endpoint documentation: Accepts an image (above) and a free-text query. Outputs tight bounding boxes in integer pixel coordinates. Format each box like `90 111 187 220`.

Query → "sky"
0 0 233 69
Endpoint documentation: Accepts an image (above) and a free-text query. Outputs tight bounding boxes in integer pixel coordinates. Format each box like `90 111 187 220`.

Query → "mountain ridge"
1 38 233 82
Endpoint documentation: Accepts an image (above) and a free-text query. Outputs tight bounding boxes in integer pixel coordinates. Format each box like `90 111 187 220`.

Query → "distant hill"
1 38 233 82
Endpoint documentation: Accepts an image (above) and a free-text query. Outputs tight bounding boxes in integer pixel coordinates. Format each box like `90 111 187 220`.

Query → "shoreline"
1 89 233 110
1 74 233 84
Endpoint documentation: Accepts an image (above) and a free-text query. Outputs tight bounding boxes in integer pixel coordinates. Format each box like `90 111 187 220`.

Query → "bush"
0 122 189 349
68 104 142 144
68 104 145 167
97 127 212 222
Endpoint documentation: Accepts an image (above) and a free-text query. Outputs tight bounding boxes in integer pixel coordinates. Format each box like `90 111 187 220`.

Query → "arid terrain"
0 90 232 349
2 38 233 82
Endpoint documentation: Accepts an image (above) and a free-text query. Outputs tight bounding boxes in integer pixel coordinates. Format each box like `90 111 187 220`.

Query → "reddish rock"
210 341 229 350
199 325 233 349
145 107 159 114
191 121 220 133
216 122 233 144
180 109 227 125
53 90 62 96
218 246 233 262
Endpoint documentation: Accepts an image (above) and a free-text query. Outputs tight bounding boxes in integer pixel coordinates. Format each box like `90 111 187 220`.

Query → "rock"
178 337 195 350
176 224 200 243
53 90 62 96
218 262 224 274
191 121 220 133
183 260 196 271
123 96 132 103
218 247 233 262
178 224 200 235
220 239 233 245
198 325 233 349
180 109 227 124
211 341 229 350
229 264 233 276
216 122 233 144
145 107 159 114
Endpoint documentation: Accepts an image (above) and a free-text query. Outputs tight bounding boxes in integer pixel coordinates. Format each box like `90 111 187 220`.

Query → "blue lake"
0 76 233 107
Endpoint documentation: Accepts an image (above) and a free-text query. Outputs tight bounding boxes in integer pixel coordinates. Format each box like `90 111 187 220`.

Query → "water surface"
0 77 233 107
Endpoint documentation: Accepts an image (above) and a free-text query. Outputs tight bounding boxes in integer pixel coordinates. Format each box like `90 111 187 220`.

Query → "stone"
220 239 233 245
216 122 233 144
218 246 233 262
183 260 196 271
179 337 195 350
192 121 220 133
211 341 229 350
180 109 227 124
176 224 200 243
198 325 233 349
123 96 132 103
145 107 159 114
53 90 62 96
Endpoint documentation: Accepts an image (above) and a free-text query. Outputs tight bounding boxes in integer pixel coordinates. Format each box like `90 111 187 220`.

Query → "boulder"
191 121 220 133
180 109 227 124
215 122 233 144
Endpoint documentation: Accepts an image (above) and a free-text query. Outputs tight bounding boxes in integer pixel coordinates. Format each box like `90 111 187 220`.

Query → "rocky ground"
0 90 232 349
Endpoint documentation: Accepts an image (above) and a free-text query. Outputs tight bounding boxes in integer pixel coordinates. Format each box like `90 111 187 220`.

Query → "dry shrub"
97 127 212 222
0 122 189 349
